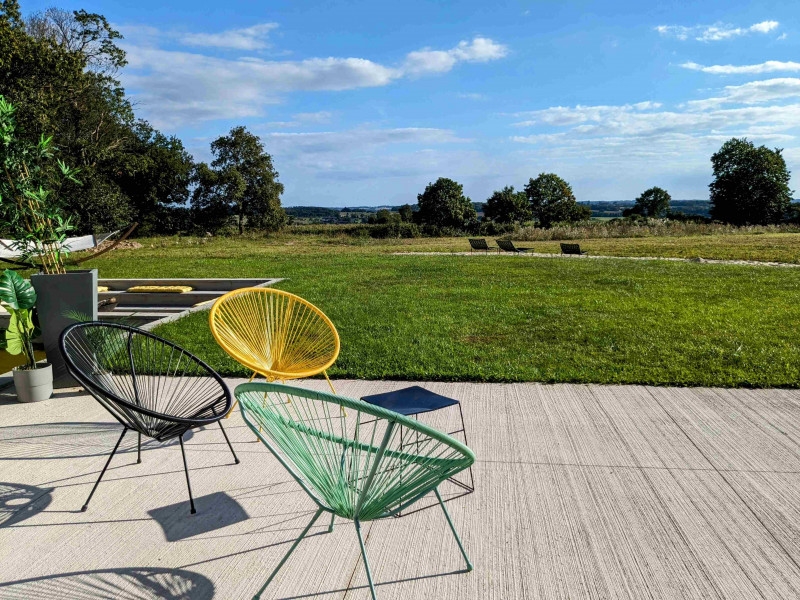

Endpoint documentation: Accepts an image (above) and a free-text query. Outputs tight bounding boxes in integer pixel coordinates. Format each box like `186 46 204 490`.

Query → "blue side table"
361 385 475 499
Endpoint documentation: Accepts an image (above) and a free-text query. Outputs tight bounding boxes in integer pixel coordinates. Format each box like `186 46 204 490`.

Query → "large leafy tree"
192 126 286 233
115 121 194 234
0 1 194 233
524 173 589 228
483 186 531 224
415 177 477 231
709 138 793 225
624 186 671 218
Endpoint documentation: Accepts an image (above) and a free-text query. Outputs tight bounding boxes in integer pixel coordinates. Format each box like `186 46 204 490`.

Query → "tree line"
408 173 592 234
0 1 286 236
410 139 795 234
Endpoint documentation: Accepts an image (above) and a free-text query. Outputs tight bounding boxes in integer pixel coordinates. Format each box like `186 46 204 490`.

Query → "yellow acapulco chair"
209 288 341 415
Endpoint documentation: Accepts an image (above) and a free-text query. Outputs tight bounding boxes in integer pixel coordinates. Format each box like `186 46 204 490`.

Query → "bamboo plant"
0 95 80 274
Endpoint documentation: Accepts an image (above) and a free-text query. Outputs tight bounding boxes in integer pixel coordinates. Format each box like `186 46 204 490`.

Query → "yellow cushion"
127 285 194 293
97 286 109 292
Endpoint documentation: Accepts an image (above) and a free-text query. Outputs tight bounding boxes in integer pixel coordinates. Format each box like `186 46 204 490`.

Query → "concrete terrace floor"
2 379 800 599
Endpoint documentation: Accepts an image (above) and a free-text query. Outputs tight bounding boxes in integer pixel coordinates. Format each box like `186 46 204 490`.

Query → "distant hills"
583 200 712 218
285 200 715 223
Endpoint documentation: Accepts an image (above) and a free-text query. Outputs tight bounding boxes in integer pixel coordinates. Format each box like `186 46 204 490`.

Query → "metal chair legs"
218 421 240 464
82 427 127 512
178 435 196 515
453 403 475 492
435 487 473 571
254 508 324 599
355 519 378 600
85 424 235 517
358 490 473 599
251 501 471 599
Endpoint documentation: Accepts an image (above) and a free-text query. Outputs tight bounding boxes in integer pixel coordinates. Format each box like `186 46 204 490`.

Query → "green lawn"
84 235 800 388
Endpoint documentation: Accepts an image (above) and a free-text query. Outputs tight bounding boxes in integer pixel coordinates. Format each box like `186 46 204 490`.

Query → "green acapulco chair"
236 382 476 600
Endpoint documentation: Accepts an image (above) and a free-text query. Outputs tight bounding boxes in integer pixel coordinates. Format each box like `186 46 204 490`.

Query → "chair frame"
209 288 341 421
236 382 475 600
560 242 588 256
59 322 239 515
468 238 494 253
496 239 532 254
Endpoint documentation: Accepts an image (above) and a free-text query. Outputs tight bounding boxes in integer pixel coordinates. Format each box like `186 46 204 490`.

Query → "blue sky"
24 0 800 206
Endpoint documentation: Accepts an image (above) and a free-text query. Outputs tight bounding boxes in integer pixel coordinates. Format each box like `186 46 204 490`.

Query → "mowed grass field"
84 234 800 387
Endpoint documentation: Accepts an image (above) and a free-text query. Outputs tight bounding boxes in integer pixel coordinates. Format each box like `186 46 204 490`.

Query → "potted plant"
0 96 97 387
0 270 52 402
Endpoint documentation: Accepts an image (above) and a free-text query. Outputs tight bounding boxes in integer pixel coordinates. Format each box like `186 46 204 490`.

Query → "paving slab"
2 379 800 599
646 387 800 473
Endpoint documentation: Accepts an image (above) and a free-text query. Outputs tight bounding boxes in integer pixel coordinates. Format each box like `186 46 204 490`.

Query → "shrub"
370 222 420 239
479 221 515 236
284 222 420 239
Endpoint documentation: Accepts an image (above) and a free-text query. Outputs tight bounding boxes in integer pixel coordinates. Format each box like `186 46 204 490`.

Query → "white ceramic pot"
12 362 53 403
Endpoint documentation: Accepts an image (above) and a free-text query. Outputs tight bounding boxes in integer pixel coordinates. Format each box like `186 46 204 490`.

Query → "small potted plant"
0 270 52 402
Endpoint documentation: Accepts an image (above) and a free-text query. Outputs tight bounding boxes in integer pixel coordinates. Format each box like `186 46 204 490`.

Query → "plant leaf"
5 309 33 355
0 270 36 310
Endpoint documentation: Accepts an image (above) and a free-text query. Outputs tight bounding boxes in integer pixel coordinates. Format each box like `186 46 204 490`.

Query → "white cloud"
512 103 800 139
119 28 508 127
681 60 800 75
122 47 397 126
656 20 780 42
179 23 279 50
505 71 800 201
258 128 476 185
403 38 508 75
750 20 780 34
686 78 800 109
512 102 662 127
265 128 467 154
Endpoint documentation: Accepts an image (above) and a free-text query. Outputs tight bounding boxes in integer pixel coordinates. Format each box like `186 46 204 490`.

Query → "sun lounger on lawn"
468 238 494 253
560 243 588 256
497 239 532 254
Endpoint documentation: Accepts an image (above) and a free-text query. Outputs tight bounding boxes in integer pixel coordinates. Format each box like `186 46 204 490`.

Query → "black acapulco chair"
59 322 240 515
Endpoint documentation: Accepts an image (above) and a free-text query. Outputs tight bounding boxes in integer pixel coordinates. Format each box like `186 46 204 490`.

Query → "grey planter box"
31 269 98 388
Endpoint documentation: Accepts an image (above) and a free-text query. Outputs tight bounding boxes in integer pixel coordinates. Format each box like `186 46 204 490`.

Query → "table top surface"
360 385 460 416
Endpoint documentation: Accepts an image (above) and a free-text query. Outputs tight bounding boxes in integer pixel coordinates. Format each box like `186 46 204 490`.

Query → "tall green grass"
511 220 800 241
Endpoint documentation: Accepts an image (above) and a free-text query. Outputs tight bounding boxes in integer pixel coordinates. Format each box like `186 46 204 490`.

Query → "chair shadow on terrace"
0 422 192 462
148 491 249 542
0 567 214 600
0 481 53 528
